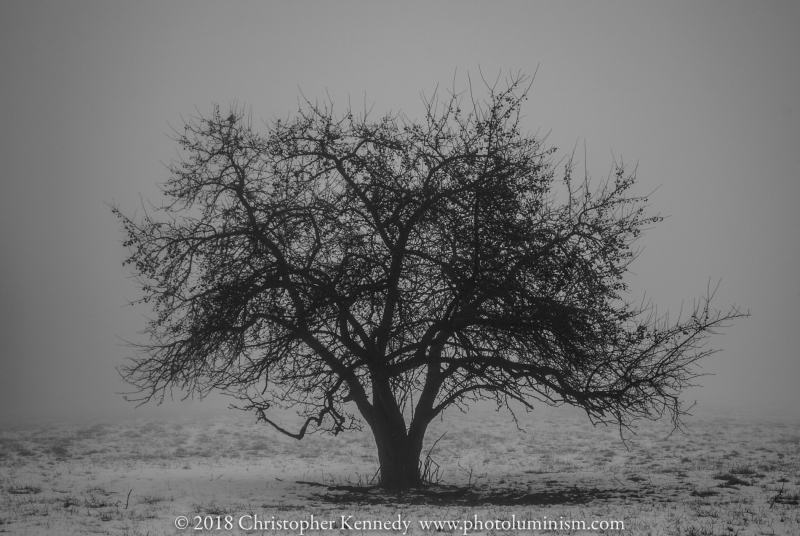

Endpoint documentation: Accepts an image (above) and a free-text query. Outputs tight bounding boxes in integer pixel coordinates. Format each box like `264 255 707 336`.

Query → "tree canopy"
114 74 745 489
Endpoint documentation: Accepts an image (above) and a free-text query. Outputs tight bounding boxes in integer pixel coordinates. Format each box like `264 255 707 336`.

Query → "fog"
1 2 798 426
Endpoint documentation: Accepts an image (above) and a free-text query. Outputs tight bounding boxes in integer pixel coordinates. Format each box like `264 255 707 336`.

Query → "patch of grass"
193 502 233 516
85 486 112 495
50 445 69 457
691 488 719 497
684 524 715 536
712 473 751 487
21 504 49 517
84 494 113 508
729 465 758 475
98 509 119 522
139 493 169 505
6 483 43 494
249 441 272 452
62 495 81 508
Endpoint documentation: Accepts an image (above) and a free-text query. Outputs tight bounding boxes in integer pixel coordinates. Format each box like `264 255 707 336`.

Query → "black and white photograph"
1 2 799 534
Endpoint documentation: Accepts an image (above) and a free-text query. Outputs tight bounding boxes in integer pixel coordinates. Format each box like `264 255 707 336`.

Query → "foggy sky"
1 1 798 425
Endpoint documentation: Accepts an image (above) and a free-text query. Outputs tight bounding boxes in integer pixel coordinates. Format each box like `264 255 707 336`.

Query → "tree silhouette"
114 74 745 490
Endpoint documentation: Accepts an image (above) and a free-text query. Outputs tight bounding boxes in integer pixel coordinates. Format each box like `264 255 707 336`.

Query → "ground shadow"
302 481 660 507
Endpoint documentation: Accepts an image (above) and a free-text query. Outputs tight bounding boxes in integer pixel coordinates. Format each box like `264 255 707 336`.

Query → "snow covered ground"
1 405 798 535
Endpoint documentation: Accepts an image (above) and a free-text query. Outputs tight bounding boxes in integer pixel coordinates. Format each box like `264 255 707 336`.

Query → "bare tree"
113 74 745 490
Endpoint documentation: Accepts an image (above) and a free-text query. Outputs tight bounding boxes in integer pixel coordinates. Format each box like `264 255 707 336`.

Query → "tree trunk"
367 379 427 490
371 422 423 490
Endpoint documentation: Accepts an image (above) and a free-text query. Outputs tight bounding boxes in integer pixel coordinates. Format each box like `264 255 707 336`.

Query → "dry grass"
0 405 798 535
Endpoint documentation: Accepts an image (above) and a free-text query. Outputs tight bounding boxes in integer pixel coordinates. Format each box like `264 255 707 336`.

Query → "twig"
457 462 476 488
769 482 785 509
426 431 447 458
370 466 381 485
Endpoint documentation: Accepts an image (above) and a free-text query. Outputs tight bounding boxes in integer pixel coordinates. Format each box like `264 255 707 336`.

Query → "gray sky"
1 1 798 424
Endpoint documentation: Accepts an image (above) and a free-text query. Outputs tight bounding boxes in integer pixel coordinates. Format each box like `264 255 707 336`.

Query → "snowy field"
1 405 798 535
